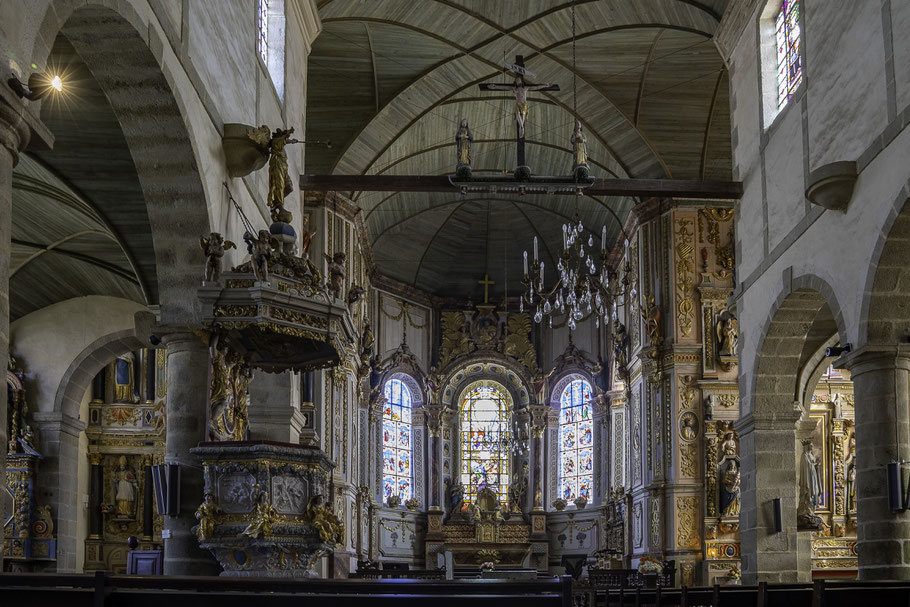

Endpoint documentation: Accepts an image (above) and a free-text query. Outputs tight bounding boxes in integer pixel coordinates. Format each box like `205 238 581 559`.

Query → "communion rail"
585 578 910 607
0 571 573 607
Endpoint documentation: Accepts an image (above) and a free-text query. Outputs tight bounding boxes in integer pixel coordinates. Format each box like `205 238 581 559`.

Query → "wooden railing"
0 571 574 607
350 567 447 579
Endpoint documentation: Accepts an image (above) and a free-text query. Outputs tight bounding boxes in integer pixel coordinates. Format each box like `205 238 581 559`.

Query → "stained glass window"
257 0 270 64
776 0 802 108
382 378 412 501
559 379 594 502
460 384 510 506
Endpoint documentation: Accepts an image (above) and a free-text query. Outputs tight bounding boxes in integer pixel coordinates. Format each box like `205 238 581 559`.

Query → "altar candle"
533 236 539 261
523 250 528 274
602 226 607 250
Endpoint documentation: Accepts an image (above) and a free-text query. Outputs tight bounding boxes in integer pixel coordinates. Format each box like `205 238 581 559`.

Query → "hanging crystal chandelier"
520 217 630 330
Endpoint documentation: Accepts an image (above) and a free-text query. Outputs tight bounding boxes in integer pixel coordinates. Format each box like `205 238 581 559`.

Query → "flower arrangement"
552 498 568 511
727 565 741 580
479 561 496 572
404 497 419 511
638 556 663 575
573 496 588 509
387 495 401 508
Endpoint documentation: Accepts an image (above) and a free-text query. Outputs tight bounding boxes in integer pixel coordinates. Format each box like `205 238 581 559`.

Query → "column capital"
32 411 86 437
0 84 54 164
161 330 210 352
839 345 910 377
734 405 801 437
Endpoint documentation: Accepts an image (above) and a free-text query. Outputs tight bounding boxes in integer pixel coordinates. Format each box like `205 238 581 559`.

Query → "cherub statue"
324 252 346 300
242 485 279 539
194 492 220 542
247 125 297 222
359 320 374 367
200 232 236 282
244 229 275 283
455 118 473 168
305 494 344 545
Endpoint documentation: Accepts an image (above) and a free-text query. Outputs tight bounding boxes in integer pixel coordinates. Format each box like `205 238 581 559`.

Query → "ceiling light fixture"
8 72 64 100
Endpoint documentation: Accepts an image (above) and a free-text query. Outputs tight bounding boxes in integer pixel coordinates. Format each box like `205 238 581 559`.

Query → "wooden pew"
0 571 575 607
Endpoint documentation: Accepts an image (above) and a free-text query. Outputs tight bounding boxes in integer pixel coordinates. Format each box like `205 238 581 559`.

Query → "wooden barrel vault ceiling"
309 0 733 300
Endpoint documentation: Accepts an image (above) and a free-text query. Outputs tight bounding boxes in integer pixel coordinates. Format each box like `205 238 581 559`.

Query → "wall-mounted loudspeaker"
772 497 783 533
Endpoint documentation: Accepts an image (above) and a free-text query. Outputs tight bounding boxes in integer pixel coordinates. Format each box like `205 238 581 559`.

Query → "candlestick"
601 225 607 250
533 236 538 261
523 250 528 275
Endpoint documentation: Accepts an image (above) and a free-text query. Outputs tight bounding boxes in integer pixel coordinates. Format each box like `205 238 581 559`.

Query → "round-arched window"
460 383 511 505
558 378 594 501
382 378 412 500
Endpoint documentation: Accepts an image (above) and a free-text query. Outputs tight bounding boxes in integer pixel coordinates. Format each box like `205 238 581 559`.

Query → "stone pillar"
843 347 910 580
161 332 219 576
31 411 85 572
735 407 805 584
248 370 305 443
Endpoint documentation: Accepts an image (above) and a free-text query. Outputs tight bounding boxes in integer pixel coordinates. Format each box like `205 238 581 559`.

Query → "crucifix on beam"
479 55 559 169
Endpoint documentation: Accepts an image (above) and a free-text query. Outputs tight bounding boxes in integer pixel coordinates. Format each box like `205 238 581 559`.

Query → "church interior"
2 0 910 603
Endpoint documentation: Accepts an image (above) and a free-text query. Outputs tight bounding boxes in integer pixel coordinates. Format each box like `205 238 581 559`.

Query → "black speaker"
887 462 905 512
772 498 782 533
151 464 166 515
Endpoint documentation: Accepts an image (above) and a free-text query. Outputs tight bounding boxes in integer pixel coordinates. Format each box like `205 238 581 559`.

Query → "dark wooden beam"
299 174 743 199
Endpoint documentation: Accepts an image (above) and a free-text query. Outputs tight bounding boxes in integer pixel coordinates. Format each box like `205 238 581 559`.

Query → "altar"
425 487 549 571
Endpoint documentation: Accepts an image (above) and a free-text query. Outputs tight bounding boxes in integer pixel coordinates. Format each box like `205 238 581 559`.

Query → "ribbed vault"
306 0 732 297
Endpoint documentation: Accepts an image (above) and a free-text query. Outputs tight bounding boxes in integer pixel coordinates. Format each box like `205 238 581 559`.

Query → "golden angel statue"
248 125 297 222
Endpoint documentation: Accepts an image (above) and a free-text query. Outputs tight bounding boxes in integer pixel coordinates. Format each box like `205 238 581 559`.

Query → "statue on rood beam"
455 118 473 173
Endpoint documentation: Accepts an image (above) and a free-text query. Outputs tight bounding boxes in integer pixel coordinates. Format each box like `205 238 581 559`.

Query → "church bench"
0 572 574 607
350 568 447 579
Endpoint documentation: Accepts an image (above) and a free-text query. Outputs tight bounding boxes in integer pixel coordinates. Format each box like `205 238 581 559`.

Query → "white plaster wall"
10 296 149 413
76 386 91 572
727 0 910 418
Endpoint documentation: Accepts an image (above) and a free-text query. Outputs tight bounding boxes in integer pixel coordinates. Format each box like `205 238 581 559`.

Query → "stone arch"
860 187 910 346
54 329 147 419
738 273 846 585
32 2 212 324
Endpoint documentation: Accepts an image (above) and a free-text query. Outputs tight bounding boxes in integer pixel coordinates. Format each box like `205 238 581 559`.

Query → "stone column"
843 347 910 580
31 411 85 572
735 407 805 584
248 370 305 443
88 453 104 540
161 332 219 576
142 455 154 540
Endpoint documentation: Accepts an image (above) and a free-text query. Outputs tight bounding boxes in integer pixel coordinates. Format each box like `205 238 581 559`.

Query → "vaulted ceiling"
306 0 732 299
10 34 153 320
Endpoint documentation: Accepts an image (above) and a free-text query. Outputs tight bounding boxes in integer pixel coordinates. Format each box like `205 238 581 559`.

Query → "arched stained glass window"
382 378 412 501
460 384 511 506
776 0 802 108
558 379 594 501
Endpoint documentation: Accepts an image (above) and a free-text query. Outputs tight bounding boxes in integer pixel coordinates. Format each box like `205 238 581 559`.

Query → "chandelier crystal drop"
521 217 631 329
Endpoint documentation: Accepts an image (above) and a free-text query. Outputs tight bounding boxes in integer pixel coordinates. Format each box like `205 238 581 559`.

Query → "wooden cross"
479 55 560 168
478 274 494 305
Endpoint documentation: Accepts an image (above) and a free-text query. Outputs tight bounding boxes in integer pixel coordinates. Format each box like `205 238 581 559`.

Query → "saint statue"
324 252 346 300
455 118 473 168
716 312 738 357
300 214 315 256
114 353 139 403
800 440 823 509
845 434 856 512
242 486 279 539
194 493 219 542
244 230 275 283
721 430 737 457
112 456 138 518
444 477 464 521
571 119 588 168
719 459 741 516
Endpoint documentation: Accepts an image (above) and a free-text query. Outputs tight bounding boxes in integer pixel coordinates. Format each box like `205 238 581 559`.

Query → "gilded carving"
675 218 695 337
680 442 698 477
703 307 714 366
438 311 474 369
675 496 700 549
208 343 251 442
503 313 538 373
705 421 718 517
650 499 660 548
214 305 257 317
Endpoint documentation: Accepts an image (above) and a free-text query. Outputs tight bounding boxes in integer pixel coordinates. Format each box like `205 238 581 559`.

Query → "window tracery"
460 383 511 506
382 378 412 501
558 378 594 502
